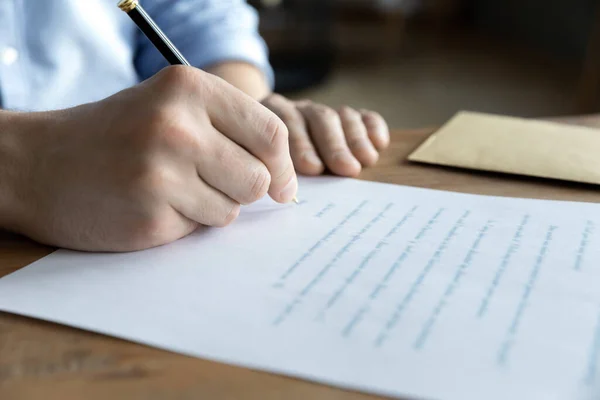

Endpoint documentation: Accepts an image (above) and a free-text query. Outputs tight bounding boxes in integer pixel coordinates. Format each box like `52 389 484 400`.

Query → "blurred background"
248 0 600 129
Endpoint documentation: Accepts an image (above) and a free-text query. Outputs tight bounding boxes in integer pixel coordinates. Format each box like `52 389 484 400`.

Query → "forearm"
205 62 272 101
0 111 27 232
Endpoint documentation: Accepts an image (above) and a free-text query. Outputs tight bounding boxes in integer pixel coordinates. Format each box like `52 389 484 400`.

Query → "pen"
117 0 299 204
117 0 189 65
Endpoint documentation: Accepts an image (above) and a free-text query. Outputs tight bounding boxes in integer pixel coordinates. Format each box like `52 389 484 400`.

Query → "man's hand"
262 94 390 177
205 63 390 177
0 66 297 252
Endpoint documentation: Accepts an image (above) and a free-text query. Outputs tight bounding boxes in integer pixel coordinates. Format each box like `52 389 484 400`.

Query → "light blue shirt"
0 0 273 111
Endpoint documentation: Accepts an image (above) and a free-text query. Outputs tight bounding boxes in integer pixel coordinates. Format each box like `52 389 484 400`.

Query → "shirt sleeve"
134 0 274 88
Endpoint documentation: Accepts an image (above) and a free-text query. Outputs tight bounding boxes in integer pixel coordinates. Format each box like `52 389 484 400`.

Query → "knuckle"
135 163 171 196
212 140 235 166
288 133 305 148
143 106 200 154
295 99 312 108
138 107 175 148
362 110 383 124
246 166 271 203
156 65 195 87
147 104 176 132
313 105 338 120
155 66 214 102
347 136 366 150
194 196 240 228
329 147 349 157
263 114 288 152
339 105 359 119
278 109 300 126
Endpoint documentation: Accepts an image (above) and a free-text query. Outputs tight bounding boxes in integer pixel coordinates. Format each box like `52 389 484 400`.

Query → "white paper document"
1 177 600 400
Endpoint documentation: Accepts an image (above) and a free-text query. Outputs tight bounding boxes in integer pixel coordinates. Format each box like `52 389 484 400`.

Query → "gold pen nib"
292 196 299 204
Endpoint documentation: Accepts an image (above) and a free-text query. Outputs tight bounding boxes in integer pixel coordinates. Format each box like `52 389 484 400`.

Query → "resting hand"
262 94 390 177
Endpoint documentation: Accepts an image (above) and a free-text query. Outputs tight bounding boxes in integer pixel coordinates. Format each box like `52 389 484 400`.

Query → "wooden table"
3 117 600 399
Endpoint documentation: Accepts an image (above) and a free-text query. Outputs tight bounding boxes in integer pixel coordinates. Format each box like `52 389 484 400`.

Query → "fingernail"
279 175 298 203
302 151 323 167
333 151 361 168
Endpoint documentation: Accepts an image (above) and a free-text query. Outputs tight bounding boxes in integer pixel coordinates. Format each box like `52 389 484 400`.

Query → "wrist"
205 61 272 101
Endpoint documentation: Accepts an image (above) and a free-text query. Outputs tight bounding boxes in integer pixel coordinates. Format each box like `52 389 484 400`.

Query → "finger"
195 124 271 205
338 106 379 167
360 109 390 150
200 73 297 203
299 103 361 177
264 95 324 176
171 176 240 228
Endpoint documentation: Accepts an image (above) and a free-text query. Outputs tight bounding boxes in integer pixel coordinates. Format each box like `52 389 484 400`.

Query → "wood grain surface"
2 117 600 399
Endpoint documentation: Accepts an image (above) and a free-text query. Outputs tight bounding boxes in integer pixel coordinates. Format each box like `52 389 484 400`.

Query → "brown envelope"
407 111 600 185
